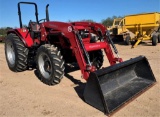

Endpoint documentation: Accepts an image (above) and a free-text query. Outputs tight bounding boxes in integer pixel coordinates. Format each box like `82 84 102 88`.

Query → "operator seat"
28 21 40 39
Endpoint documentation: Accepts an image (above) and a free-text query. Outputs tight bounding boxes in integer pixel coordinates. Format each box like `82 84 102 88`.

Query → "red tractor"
5 2 156 115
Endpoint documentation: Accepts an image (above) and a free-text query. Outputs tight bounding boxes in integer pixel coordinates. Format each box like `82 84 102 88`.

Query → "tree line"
0 27 13 42
69 16 122 26
0 27 13 37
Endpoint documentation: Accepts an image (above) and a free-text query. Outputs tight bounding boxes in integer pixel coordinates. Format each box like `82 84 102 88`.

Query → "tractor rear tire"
89 50 104 69
5 33 29 72
36 44 65 85
152 35 157 46
125 36 131 45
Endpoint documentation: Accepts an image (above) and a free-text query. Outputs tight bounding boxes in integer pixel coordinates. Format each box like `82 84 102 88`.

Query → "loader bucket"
83 56 156 115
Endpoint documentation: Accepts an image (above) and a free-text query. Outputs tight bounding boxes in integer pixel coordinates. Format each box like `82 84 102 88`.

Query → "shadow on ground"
64 63 86 101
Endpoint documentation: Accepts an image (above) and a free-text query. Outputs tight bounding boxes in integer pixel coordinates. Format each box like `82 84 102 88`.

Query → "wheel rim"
6 41 15 65
38 53 52 79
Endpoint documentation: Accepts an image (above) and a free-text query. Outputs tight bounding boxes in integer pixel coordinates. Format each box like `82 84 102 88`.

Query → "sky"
0 0 160 28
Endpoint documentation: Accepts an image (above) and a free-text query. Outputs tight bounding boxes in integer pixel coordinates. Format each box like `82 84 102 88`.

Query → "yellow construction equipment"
109 12 160 48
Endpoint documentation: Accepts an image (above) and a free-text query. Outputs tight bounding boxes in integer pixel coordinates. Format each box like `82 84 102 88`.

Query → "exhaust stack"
46 4 50 21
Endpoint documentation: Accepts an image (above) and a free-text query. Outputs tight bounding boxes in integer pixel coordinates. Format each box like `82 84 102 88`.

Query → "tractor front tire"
89 37 104 69
36 44 65 85
5 33 29 72
89 50 104 69
152 35 157 46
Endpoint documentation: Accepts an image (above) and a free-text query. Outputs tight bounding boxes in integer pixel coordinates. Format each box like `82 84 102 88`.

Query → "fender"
7 28 34 47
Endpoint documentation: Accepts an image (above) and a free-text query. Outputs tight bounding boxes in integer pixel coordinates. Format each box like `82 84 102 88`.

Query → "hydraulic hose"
106 30 120 58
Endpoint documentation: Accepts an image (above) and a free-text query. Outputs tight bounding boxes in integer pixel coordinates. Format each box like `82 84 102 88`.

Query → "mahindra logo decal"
68 26 72 32
89 45 100 48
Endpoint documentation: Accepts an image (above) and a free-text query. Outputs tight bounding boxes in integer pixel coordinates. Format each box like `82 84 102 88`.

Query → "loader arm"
71 23 123 80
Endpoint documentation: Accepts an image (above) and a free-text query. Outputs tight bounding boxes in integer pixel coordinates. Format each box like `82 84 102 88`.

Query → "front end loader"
5 2 156 115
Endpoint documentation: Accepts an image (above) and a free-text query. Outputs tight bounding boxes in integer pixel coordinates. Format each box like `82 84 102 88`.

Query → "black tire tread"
36 44 65 85
5 33 28 72
125 36 131 45
89 50 104 69
152 35 157 46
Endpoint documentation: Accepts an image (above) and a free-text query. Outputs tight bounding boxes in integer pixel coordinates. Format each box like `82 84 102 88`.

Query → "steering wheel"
28 20 40 32
38 19 46 23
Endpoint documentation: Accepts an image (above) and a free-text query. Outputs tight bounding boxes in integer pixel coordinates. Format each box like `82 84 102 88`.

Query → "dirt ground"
0 42 160 117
